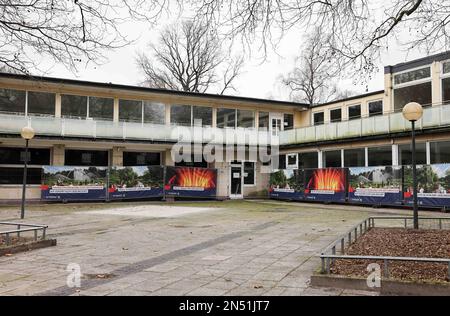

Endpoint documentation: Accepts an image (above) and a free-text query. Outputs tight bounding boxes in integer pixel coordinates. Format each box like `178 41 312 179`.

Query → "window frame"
329 108 342 123
368 99 384 117
313 111 325 125
393 65 432 88
347 104 361 120
286 153 298 169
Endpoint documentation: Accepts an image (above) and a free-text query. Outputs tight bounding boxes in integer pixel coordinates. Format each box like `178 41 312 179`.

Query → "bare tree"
136 21 243 94
282 30 342 106
173 0 449 76
0 0 177 73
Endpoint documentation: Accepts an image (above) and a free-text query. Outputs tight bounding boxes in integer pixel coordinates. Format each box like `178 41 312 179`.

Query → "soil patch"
332 228 450 283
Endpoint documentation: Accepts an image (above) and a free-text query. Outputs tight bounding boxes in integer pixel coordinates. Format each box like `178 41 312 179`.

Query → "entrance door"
270 114 284 136
230 163 243 199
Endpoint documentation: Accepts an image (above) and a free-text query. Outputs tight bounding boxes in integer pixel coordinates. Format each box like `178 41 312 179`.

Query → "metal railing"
0 222 48 246
320 216 450 279
281 102 450 145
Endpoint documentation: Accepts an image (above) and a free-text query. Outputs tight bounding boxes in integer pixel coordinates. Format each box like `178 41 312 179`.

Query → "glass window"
348 105 361 120
174 154 208 168
143 102 165 124
286 153 298 169
0 88 25 114
344 148 365 167
65 150 109 166
313 112 324 125
278 154 286 170
368 146 392 167
27 91 55 116
244 162 255 185
123 152 161 166
330 108 342 122
284 114 294 130
170 105 191 126
394 82 432 111
442 78 450 104
119 99 142 123
237 110 254 128
258 112 269 130
399 143 427 166
299 152 318 169
394 67 431 85
217 108 236 128
0 147 50 165
61 94 87 119
368 100 383 117
89 97 114 121
323 150 341 168
192 106 212 127
0 167 42 185
430 141 450 164
443 62 450 74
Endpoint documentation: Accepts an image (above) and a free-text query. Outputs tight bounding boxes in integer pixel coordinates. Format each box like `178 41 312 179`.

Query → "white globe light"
402 102 423 122
21 126 35 140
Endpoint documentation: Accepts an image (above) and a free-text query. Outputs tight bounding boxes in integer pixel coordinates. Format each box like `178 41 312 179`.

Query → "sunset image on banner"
306 168 346 191
164 167 217 198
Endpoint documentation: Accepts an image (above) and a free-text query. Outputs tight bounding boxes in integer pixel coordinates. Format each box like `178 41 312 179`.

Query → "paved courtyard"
0 200 421 296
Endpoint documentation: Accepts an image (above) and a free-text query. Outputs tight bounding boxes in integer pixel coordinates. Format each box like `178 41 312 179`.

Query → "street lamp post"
20 126 35 219
402 102 424 229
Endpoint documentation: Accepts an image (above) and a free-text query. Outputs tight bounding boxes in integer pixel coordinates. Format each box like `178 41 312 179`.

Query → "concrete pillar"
52 144 65 166
113 98 119 122
55 93 61 118
164 148 175 166
318 151 323 168
426 142 431 165
383 73 393 113
392 144 399 166
165 104 171 125
365 147 369 167
212 108 217 128
111 147 124 166
431 61 442 106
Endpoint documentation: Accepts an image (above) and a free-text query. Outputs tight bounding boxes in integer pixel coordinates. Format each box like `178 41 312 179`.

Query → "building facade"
1 51 450 203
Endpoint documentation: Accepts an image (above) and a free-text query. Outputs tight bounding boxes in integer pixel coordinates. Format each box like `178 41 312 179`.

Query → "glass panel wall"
0 88 25 114
368 146 392 167
89 97 114 121
0 147 50 165
344 148 365 167
299 152 318 169
119 99 142 123
123 152 161 166
430 141 450 164
217 108 235 128
170 105 191 126
394 67 431 85
61 94 87 119
394 82 432 110
442 77 450 105
27 91 55 116
192 106 212 127
237 110 254 128
143 102 165 124
258 112 269 130
244 162 255 185
323 150 341 168
398 143 427 165
65 149 109 166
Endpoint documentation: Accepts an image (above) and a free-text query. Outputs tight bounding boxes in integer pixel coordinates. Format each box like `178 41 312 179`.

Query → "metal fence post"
341 238 345 254
321 257 325 274
5 233 10 246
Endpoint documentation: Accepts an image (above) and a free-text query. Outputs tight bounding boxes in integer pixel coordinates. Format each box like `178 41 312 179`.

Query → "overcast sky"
41 11 429 102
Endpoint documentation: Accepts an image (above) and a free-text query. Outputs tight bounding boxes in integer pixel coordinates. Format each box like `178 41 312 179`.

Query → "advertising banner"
348 166 403 205
109 166 164 200
41 166 107 201
304 168 347 203
164 166 217 198
269 169 304 201
404 164 450 207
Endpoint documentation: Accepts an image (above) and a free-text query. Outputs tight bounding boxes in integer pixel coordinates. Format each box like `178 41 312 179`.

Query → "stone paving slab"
0 200 428 296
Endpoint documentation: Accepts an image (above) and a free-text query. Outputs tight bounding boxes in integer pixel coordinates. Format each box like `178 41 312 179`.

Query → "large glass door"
270 113 284 136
